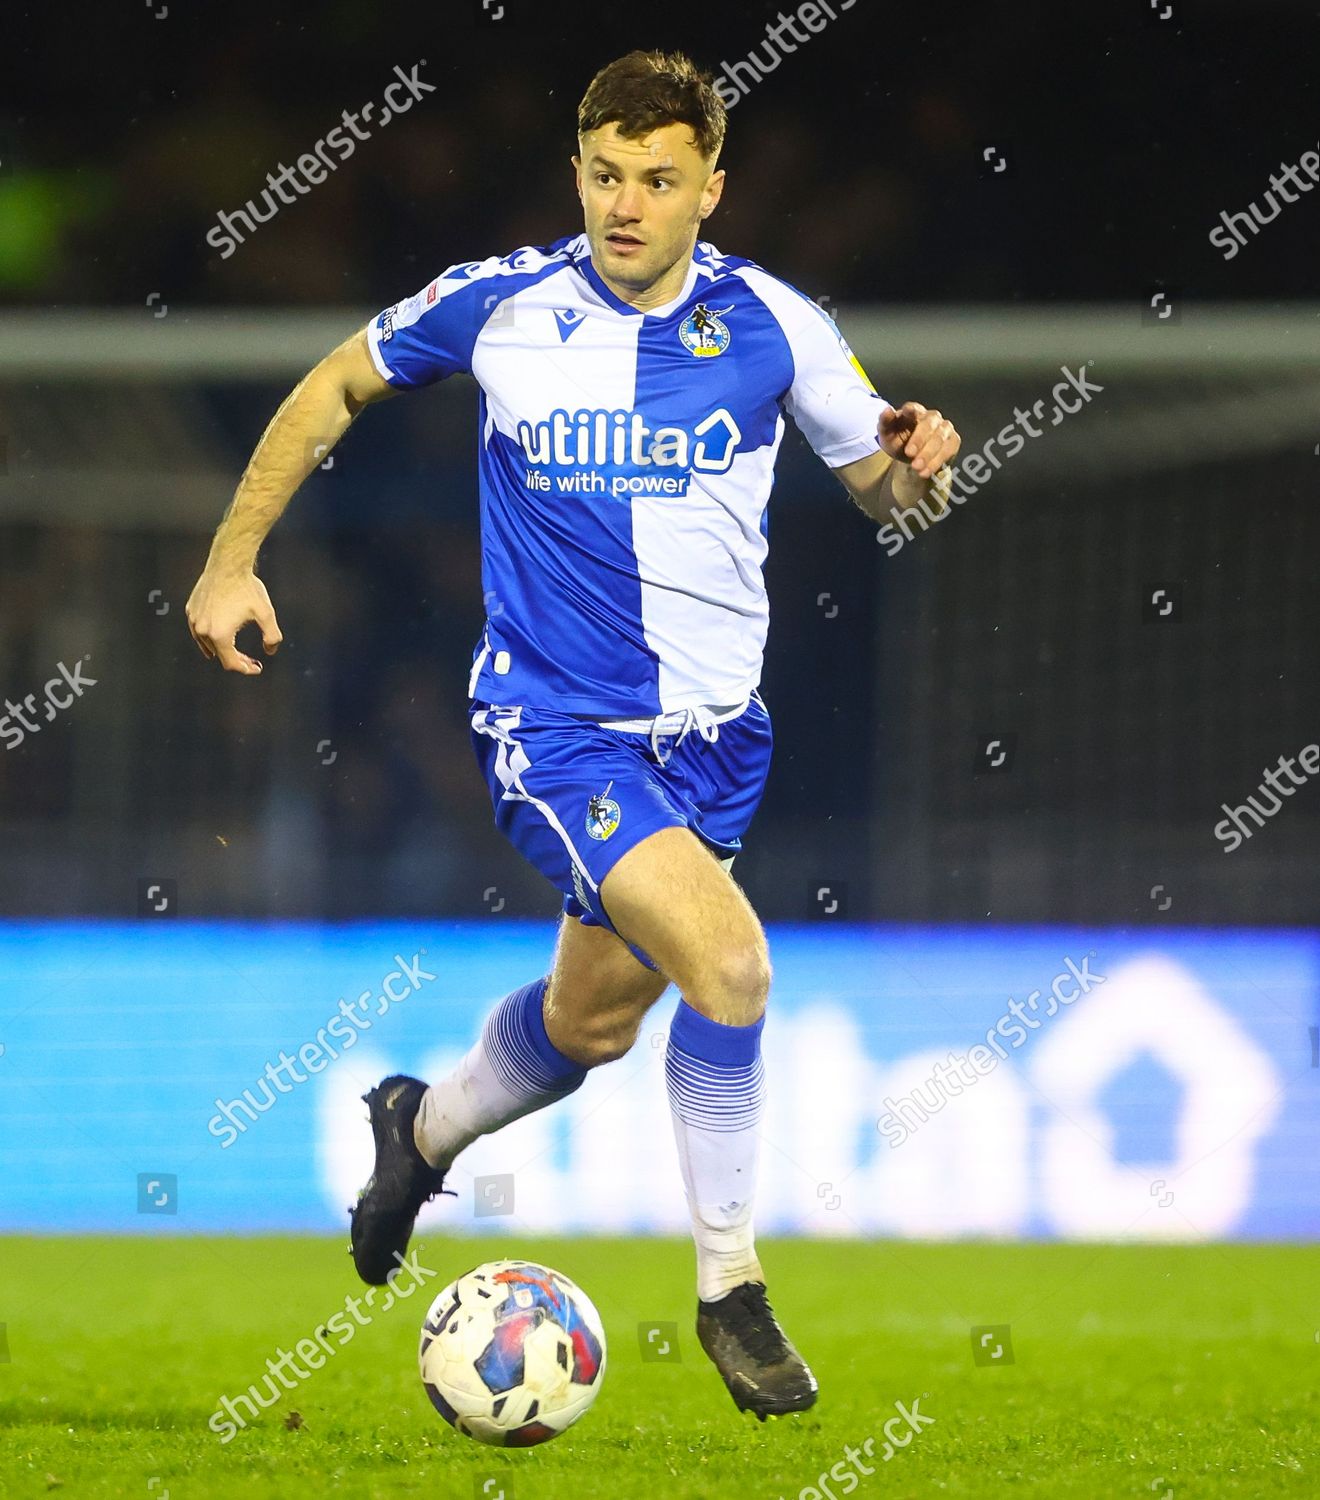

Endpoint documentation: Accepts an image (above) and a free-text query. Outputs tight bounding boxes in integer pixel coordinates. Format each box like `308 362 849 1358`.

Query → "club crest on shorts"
586 782 621 841
679 303 732 358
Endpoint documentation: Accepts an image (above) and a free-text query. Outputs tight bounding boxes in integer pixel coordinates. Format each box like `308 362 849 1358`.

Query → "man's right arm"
186 327 394 675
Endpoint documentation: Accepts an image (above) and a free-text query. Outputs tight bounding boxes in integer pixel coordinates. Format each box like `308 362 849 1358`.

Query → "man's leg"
350 913 669 1284
413 915 671 1168
598 824 817 1420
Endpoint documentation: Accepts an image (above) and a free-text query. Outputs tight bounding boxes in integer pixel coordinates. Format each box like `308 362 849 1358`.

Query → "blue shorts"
470 691 773 972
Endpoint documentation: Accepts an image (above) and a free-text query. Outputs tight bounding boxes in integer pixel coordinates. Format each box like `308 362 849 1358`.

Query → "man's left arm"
832 402 961 523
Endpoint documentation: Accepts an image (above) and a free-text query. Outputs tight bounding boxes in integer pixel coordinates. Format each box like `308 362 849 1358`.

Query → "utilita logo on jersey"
517 407 742 498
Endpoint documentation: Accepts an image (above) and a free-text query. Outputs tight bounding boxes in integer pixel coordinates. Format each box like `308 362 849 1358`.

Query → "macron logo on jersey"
554 309 587 343
516 407 742 499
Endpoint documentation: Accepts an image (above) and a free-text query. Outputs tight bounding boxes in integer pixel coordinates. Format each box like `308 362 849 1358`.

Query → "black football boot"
348 1074 451 1285
696 1281 819 1421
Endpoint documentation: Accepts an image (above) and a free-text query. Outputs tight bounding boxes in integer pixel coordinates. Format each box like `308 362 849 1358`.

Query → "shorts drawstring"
649 706 722 766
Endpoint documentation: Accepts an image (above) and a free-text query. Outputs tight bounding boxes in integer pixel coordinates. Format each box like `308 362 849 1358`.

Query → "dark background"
1 0 1316 924
4 0 1318 306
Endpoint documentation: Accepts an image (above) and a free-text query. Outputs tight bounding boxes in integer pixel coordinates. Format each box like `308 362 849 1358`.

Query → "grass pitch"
0 1236 1315 1498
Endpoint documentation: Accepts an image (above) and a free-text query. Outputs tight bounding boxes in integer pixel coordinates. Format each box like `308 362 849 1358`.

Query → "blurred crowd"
3 55 914 308
8 6 1313 311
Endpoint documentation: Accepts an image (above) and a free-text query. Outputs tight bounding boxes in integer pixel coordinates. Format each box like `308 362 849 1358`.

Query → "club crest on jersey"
586 783 621 841
679 303 732 358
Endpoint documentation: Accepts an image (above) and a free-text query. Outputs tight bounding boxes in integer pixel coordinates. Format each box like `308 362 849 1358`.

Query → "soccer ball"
418 1259 607 1447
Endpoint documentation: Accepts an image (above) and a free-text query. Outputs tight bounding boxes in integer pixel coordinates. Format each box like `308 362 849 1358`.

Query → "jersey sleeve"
365 255 507 390
738 267 887 468
782 302 887 468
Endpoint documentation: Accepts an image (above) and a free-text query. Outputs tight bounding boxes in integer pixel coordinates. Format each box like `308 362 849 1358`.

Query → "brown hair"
577 49 727 164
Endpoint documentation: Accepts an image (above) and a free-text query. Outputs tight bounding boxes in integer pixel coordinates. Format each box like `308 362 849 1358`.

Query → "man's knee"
697 938 771 1021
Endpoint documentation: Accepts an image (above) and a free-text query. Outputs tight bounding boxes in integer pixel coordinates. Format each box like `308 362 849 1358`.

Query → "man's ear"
701 168 726 219
571 153 583 203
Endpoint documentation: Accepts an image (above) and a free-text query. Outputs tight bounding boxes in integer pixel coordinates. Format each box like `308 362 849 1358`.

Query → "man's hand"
879 401 961 480
831 399 962 521
186 567 283 675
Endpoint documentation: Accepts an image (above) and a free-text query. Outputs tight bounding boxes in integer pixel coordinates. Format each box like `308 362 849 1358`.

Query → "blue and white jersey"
366 233 886 717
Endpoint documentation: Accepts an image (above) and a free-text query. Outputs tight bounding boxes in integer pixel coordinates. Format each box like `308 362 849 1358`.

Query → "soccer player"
187 49 960 1420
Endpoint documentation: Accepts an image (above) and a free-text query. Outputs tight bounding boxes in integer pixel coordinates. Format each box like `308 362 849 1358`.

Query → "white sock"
414 976 586 1170
665 997 766 1301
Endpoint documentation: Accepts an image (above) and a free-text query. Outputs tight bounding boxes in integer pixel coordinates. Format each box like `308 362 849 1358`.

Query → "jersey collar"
576 244 701 319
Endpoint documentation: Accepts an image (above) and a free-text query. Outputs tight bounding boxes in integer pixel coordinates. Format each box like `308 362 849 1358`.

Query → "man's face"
573 120 724 293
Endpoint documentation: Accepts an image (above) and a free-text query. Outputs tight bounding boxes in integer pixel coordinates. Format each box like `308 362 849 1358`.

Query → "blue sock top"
668 996 764 1068
485 976 587 1095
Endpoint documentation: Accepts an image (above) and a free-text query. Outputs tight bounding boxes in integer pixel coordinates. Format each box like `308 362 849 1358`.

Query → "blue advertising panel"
0 922 1316 1239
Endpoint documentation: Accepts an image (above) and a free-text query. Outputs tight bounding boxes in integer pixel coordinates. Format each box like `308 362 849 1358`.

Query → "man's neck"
595 245 695 313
